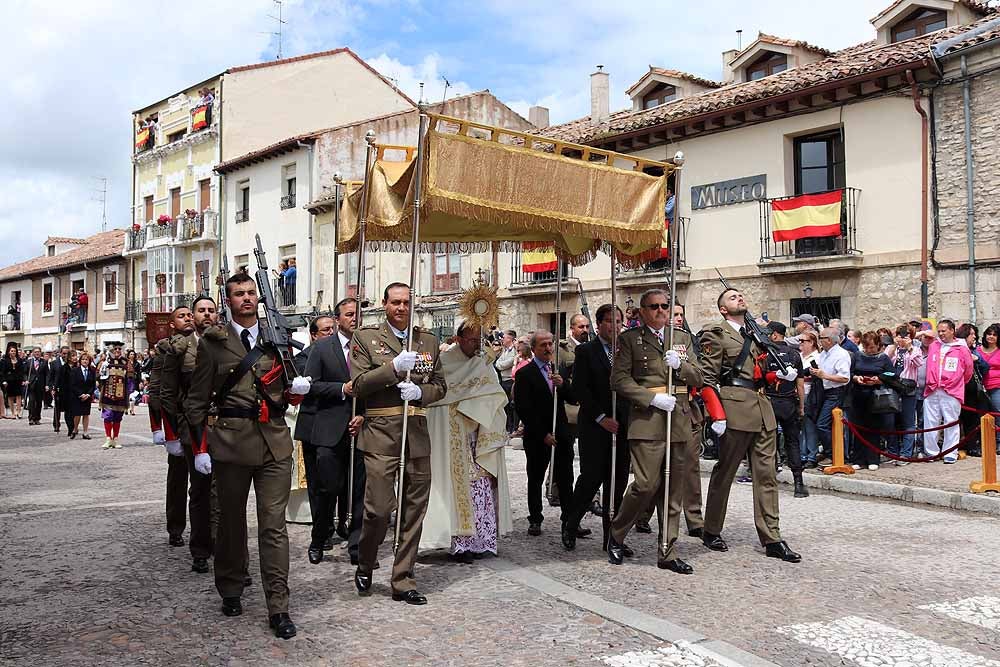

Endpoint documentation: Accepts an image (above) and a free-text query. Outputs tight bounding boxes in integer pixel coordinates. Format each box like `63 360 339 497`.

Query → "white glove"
397 381 422 402
650 393 676 412
165 439 184 457
194 453 212 475
711 420 727 436
392 351 420 373
664 350 681 370
290 375 312 395
152 429 165 446
777 366 798 382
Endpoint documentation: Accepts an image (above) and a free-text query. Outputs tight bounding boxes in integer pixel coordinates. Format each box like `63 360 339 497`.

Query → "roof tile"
0 230 126 281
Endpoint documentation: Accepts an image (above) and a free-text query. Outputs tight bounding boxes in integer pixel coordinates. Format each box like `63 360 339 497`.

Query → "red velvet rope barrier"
848 418 962 436
844 418 981 463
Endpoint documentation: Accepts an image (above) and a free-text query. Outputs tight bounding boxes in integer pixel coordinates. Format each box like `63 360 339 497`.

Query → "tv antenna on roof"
92 177 108 232
262 0 288 60
441 75 451 103
737 29 743 50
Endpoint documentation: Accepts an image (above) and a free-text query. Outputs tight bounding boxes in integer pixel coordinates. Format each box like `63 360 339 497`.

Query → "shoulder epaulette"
359 324 379 330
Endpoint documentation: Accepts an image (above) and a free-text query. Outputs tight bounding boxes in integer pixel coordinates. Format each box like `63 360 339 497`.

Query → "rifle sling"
213 347 266 410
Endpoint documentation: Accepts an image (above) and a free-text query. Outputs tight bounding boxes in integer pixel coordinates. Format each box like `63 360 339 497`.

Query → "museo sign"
690 174 767 210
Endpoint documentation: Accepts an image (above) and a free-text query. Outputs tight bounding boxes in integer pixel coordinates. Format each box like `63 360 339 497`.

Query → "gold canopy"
334 113 676 267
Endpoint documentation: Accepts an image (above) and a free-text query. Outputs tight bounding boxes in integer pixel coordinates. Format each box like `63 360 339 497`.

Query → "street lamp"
803 281 814 313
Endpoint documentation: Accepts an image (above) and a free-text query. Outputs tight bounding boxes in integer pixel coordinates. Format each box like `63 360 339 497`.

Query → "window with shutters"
432 247 461 293
144 195 154 223
746 52 787 81
891 8 947 42
199 179 211 211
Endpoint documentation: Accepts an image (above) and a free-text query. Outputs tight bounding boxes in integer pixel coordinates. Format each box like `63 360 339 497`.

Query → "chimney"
721 49 739 84
590 65 610 126
528 105 550 129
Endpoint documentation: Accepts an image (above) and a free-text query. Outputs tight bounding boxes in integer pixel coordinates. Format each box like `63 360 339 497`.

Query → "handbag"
870 386 901 414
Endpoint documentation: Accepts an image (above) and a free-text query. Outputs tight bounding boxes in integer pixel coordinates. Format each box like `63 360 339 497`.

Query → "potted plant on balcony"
156 214 172 226
184 208 199 221
132 223 141 232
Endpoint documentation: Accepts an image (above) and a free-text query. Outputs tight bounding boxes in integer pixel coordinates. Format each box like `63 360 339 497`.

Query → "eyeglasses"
643 303 670 311
818 336 830 340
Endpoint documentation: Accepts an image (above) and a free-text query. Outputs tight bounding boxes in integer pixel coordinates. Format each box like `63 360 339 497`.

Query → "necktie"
655 329 663 345
605 344 613 364
241 329 252 352
344 341 351 372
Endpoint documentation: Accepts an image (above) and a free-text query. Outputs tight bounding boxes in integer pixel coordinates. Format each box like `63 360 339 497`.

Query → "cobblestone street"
2 408 999 667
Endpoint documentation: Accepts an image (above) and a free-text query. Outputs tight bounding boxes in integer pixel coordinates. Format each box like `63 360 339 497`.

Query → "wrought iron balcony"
280 194 296 210
235 209 249 224
177 214 205 242
125 299 146 323
0 313 20 332
273 279 296 309
616 217 689 277
148 220 177 242
510 252 572 286
125 227 147 252
759 188 861 263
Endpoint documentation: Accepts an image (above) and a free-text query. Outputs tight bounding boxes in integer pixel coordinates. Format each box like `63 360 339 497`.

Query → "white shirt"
338 331 352 397
646 325 665 341
230 320 260 350
387 322 409 343
818 344 852 390
725 318 743 334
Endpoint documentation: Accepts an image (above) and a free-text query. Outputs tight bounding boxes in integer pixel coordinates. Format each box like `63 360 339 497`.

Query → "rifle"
572 277 592 343
216 255 230 323
253 234 302 381
199 272 210 297
715 268 787 372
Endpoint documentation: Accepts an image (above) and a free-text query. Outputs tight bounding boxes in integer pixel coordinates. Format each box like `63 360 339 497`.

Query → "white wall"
0 279 32 330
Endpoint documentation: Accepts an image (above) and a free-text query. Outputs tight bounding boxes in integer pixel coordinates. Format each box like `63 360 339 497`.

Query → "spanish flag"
191 105 209 131
135 127 150 150
771 190 842 242
659 217 671 259
522 242 557 273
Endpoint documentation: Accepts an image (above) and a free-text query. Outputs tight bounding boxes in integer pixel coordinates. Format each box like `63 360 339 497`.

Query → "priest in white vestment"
422 323 513 555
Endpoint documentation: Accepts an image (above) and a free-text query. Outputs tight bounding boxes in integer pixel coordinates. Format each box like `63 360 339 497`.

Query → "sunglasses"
643 303 670 311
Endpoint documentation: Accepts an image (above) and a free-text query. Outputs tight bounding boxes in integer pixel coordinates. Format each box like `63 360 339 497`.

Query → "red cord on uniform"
161 410 177 441
697 386 727 421
149 409 162 432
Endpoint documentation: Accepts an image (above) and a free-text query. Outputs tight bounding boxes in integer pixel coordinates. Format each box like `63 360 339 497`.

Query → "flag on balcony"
522 242 557 273
135 127 151 151
771 190 842 242
191 105 210 131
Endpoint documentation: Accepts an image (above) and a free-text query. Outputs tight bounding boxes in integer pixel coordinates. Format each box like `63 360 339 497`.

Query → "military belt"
366 406 427 418
218 407 275 419
726 377 765 393
649 385 689 395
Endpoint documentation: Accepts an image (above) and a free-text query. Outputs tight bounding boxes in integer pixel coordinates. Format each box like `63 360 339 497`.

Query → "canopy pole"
331 175 342 306
661 158 682 559
346 131 376 532
395 112 428 554
547 258 563 500
607 254 618 549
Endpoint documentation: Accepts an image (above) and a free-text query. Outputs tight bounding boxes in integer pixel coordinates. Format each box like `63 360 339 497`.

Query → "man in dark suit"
513 330 576 542
290 312 334 563
26 348 48 425
564 304 630 551
48 346 70 432
302 298 366 566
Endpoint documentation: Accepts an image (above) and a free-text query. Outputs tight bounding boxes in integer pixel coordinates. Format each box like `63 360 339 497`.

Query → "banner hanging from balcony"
135 127 151 151
771 190 842 242
521 242 558 273
191 105 210 131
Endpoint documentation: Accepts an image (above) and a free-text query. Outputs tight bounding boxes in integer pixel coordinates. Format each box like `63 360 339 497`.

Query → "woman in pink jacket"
923 319 974 464
976 323 1000 455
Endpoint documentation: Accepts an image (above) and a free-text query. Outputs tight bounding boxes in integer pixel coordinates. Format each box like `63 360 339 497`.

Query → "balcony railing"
235 209 249 223
759 188 861 263
149 220 177 241
273 279 296 309
125 227 147 252
0 313 21 332
125 299 146 323
616 216 689 277
510 252 572 286
177 215 205 242
280 194 296 210
135 293 200 314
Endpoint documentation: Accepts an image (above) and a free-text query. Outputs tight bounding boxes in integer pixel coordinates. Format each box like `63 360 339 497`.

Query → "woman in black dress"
1 343 25 419
67 350 97 439
849 331 894 470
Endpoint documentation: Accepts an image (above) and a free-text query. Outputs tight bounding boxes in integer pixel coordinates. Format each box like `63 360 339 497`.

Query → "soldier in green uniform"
160 296 218 574
698 288 801 563
607 288 702 573
149 306 194 548
350 282 446 606
185 273 311 639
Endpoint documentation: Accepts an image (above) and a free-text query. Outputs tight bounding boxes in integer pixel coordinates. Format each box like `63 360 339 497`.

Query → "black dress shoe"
702 533 728 552
392 590 428 605
561 522 576 551
322 537 335 550
69 431 76 439
589 501 604 517
308 546 323 564
527 522 541 536
607 537 624 565
169 535 184 547
621 543 635 558
575 527 592 538
354 568 372 596
269 613 297 640
191 557 209 573
634 520 652 534
221 597 242 617
765 541 802 563
687 527 703 539
658 558 694 574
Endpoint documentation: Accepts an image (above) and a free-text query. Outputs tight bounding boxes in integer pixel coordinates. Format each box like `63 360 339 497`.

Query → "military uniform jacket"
612 326 703 443
160 332 199 443
559 338 580 425
146 339 171 418
697 318 777 433
350 322 446 458
184 323 294 467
